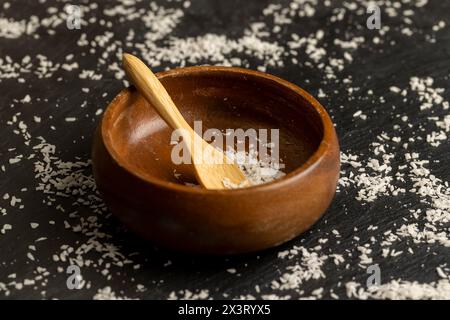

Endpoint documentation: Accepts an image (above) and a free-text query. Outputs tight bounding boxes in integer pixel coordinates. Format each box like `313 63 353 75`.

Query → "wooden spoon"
122 53 249 190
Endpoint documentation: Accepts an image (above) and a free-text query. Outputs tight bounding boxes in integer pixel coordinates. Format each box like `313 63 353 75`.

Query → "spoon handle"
122 53 192 133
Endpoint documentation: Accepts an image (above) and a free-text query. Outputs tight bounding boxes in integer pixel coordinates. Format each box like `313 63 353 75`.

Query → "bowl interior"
104 68 324 187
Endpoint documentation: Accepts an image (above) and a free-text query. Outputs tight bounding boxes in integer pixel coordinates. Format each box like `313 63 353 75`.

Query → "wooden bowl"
92 66 340 254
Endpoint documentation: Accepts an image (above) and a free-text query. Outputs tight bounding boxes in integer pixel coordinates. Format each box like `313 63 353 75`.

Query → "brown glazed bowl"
92 66 340 254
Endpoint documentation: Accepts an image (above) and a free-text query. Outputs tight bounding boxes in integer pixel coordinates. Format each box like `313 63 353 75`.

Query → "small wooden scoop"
122 53 249 190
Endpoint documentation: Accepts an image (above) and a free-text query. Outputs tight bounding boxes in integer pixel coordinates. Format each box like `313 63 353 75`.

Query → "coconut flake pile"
222 148 285 189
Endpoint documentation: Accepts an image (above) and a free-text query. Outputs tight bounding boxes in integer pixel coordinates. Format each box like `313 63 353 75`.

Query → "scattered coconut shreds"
93 286 134 300
30 223 39 229
346 280 450 300
0 17 39 39
339 146 407 203
168 289 210 300
1 0 450 300
272 246 328 292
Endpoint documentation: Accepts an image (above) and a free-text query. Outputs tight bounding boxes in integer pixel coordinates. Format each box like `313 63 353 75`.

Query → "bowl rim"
101 66 337 195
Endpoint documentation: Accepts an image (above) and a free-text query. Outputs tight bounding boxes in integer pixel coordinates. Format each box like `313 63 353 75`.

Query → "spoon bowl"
92 66 340 254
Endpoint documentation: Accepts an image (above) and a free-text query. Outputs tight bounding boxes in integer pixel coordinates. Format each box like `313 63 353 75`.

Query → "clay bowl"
92 66 340 254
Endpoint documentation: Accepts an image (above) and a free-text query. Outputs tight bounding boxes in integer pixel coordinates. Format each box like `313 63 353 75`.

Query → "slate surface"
0 0 449 299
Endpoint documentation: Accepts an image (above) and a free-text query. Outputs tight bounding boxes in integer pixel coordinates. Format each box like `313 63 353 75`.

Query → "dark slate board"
0 0 449 299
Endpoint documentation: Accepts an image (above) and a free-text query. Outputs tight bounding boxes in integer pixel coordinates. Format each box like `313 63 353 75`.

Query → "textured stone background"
0 0 449 299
